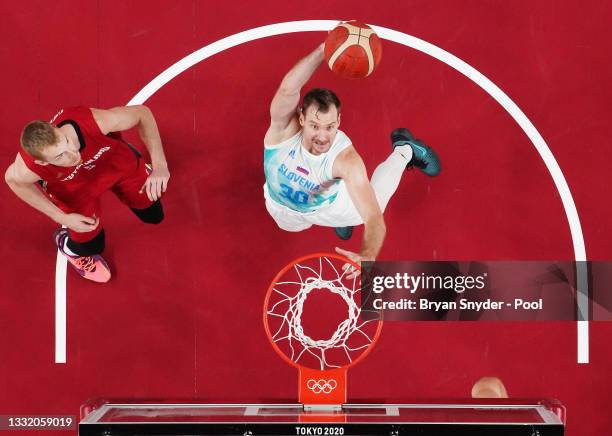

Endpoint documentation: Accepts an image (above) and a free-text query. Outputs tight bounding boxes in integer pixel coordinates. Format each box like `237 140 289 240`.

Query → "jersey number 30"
280 184 309 205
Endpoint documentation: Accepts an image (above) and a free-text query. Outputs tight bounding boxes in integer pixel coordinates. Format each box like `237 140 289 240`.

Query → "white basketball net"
266 256 380 370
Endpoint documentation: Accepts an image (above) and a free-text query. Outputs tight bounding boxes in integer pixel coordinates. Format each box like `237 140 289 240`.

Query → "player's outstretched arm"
333 148 386 270
265 43 325 145
92 105 169 201
4 154 99 233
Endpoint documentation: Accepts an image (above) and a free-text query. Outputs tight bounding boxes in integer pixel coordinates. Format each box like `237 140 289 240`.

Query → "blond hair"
20 120 59 159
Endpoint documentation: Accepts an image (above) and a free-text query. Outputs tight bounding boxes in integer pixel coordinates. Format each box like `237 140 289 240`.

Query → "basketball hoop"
263 253 383 407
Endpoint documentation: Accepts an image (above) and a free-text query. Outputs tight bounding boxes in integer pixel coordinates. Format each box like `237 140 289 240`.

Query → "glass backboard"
79 400 564 435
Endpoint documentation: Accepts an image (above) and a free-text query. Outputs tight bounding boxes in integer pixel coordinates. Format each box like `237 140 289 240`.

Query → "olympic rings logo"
306 379 338 394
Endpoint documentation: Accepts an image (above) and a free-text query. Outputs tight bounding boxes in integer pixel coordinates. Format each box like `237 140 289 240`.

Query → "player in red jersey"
4 106 170 283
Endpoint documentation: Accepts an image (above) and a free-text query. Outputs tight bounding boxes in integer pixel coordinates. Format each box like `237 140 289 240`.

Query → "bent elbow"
4 165 15 185
133 104 152 120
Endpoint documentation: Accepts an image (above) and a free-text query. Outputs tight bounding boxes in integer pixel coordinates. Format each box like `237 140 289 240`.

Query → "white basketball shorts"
263 183 363 232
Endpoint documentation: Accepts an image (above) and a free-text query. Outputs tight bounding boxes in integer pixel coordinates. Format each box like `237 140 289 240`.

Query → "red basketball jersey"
20 107 141 209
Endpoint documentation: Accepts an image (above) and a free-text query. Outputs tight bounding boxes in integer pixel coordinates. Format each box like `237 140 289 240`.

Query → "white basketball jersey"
264 129 352 213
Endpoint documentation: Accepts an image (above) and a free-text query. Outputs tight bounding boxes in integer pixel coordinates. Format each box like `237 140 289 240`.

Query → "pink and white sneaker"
53 229 111 283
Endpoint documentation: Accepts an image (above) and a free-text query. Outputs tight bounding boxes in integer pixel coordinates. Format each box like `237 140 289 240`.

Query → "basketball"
324 20 382 79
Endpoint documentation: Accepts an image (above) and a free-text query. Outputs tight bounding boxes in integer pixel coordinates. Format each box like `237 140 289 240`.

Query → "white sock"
62 238 79 257
392 144 414 163
370 147 412 212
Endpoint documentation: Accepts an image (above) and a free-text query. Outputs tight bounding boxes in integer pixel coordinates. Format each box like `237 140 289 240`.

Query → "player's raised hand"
61 213 100 233
140 164 170 202
335 246 375 280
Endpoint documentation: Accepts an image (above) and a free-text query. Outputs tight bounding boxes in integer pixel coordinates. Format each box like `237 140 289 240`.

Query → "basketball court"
1 2 611 435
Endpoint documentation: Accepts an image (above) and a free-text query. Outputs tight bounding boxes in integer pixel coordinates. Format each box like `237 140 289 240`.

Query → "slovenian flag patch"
296 166 309 175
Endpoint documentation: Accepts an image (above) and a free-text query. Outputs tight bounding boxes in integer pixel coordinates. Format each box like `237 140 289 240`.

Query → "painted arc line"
129 20 589 362
54 20 589 363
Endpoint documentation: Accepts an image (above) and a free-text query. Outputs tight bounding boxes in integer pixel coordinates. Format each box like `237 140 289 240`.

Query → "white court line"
55 248 67 363
55 20 588 364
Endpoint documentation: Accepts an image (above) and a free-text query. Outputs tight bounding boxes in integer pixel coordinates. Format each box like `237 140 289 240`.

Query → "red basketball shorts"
50 158 154 243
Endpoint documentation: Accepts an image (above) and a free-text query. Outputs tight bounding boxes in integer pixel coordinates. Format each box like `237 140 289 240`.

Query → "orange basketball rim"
263 253 383 407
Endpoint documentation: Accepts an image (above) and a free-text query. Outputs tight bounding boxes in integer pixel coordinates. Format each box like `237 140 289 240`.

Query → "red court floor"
1 1 611 435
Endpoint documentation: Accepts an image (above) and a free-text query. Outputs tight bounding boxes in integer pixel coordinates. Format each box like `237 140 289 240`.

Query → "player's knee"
140 209 164 224
131 200 164 224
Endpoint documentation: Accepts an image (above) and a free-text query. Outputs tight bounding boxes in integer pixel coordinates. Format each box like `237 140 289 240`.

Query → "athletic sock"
370 150 411 212
63 238 79 257
392 144 414 163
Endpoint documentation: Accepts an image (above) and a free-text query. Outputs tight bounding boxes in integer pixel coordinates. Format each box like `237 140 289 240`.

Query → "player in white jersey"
264 43 441 270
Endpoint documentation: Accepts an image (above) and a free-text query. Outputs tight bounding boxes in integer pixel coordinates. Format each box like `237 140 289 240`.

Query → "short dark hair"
301 88 341 115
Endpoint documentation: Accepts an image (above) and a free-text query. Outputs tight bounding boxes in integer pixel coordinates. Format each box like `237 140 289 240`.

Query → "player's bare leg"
336 128 441 240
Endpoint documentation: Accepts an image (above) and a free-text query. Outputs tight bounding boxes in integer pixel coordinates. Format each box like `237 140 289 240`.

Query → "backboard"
79 400 565 435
